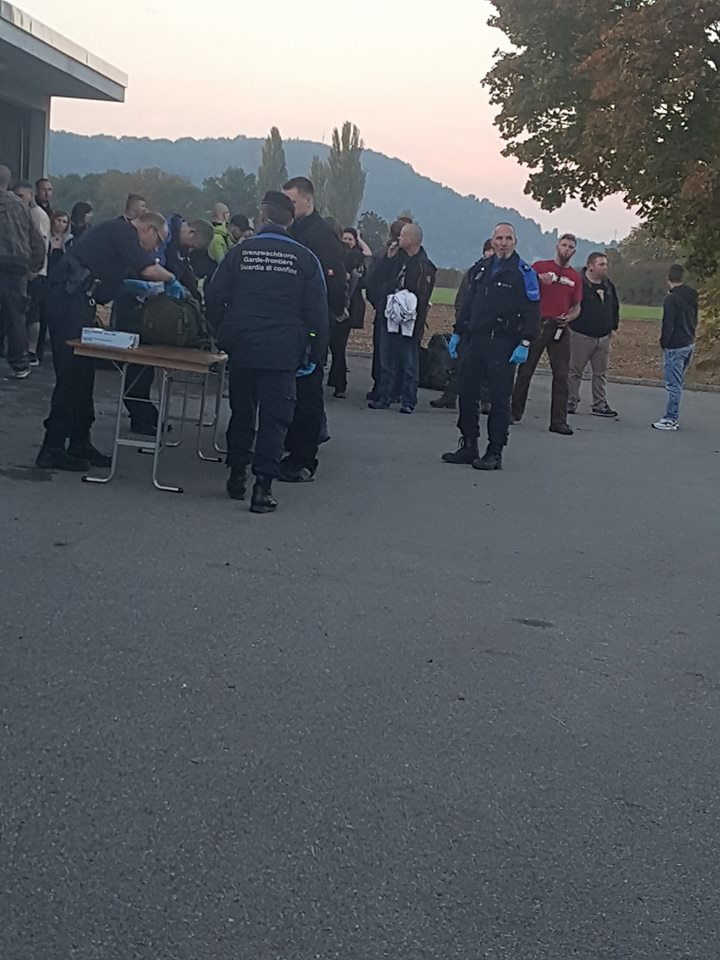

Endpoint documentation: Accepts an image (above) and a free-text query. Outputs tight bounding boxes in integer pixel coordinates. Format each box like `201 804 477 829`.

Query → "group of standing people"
1 164 701 507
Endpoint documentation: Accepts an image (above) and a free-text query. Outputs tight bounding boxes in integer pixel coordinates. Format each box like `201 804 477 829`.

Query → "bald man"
208 203 233 264
367 222 436 414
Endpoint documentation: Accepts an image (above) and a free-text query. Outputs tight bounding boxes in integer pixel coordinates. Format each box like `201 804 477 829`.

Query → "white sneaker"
652 418 679 431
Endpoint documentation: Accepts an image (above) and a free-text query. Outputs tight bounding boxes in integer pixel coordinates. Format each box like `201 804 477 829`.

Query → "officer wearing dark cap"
205 191 329 514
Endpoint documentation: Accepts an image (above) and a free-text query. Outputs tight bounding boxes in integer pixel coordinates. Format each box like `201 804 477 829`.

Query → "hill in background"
49 131 609 268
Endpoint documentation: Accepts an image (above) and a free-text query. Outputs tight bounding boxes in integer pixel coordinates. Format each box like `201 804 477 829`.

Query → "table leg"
197 370 222 463
153 370 183 494
82 362 127 486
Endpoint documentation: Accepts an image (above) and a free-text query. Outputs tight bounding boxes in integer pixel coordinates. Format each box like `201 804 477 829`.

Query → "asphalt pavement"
1 356 719 959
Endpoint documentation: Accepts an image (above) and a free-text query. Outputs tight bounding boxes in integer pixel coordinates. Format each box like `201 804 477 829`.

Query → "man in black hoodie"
652 264 699 431
568 252 621 417
280 177 348 482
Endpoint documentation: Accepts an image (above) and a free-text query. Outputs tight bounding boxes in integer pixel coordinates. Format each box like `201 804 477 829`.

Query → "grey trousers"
568 330 612 408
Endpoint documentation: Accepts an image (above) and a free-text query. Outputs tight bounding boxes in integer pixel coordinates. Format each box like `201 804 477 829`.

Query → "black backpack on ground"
419 333 452 391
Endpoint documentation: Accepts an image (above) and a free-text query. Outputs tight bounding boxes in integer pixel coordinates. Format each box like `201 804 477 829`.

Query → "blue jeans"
663 345 694 421
378 327 419 408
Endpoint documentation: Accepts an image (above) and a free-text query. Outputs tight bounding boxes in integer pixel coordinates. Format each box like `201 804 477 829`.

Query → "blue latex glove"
124 279 156 298
448 333 461 359
296 362 316 378
165 278 185 301
510 344 529 365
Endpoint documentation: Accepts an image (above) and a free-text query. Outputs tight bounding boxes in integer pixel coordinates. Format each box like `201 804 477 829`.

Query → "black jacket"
290 211 348 318
661 284 698 349
455 252 541 343
205 223 329 371
165 214 200 300
367 247 437 342
571 270 620 338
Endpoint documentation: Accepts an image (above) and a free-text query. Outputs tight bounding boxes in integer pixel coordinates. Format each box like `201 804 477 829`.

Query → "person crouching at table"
36 212 176 471
205 191 329 514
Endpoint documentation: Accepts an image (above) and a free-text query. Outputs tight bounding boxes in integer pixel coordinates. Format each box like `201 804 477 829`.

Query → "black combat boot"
441 437 479 464
430 394 457 409
250 475 278 514
226 466 248 501
472 445 503 471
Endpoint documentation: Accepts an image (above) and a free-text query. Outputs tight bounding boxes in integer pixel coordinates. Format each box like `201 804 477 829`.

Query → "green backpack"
140 295 208 349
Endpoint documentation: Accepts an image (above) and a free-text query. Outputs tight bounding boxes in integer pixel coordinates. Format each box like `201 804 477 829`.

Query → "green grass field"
430 287 662 321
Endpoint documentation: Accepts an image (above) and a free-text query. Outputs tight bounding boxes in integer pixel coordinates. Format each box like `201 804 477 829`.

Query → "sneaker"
442 437 479 464
28 352 40 367
35 447 89 471
567 402 577 415
592 403 618 418
13 367 31 379
333 390 347 399
368 400 390 410
652 418 679 431
549 423 574 436
429 395 457 409
278 460 315 483
399 405 414 414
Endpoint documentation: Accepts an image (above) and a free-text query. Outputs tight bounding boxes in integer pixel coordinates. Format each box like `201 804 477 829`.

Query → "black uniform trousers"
284 363 324 472
442 335 489 407
226 366 297 479
328 317 352 393
457 332 515 450
42 287 97 450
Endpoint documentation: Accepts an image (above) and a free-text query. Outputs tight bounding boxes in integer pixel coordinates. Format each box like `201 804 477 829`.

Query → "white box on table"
81 328 140 349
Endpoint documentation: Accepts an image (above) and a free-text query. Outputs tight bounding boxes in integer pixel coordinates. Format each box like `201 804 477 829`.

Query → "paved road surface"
1 359 719 959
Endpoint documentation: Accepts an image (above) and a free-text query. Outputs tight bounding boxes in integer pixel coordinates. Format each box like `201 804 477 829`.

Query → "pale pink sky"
24 0 636 241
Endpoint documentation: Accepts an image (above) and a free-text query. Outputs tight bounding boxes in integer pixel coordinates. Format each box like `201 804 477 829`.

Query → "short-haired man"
122 194 147 222
280 176 347 482
568 252 620 417
367 217 414 402
229 214 253 244
206 191 329 512
511 233 582 435
652 264 699 431
13 180 51 367
0 167 46 378
36 211 176 471
367 223 436 413
35 177 53 217
208 202 233 265
431 237 494 410
442 223 540 470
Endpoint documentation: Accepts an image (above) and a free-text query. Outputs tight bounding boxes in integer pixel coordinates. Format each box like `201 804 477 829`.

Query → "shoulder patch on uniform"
519 259 541 302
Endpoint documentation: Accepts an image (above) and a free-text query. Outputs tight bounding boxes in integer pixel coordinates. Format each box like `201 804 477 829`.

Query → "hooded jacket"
661 284 699 350
208 222 234 264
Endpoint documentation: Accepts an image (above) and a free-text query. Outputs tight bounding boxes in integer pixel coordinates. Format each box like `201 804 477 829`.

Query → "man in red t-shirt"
511 233 583 435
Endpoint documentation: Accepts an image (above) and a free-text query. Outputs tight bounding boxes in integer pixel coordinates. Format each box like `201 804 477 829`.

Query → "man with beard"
442 223 540 471
511 234 582 435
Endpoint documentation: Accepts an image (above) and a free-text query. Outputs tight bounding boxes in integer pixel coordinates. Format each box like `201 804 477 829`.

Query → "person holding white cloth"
367 223 436 414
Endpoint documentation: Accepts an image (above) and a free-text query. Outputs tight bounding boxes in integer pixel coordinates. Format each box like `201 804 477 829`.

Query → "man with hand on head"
442 222 540 471
206 191 329 513
511 233 582 435
208 203 234 265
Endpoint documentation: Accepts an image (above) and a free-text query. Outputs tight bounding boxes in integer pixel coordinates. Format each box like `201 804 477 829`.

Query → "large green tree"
257 126 289 199
309 155 330 216
325 122 367 228
484 0 720 276
202 166 258 217
358 210 389 253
